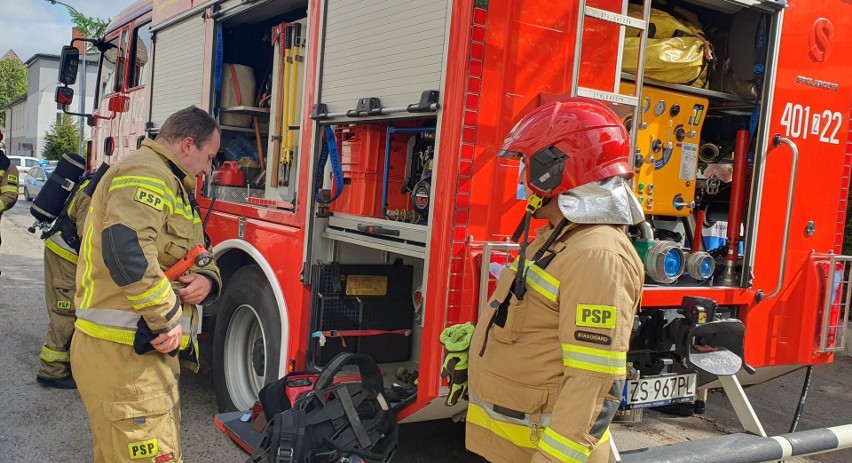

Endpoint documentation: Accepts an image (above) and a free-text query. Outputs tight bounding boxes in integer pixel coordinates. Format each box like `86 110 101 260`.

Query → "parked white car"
7 156 42 193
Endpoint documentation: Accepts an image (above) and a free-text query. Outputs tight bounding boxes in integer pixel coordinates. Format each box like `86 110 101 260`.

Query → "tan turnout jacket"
467 223 643 463
74 139 221 358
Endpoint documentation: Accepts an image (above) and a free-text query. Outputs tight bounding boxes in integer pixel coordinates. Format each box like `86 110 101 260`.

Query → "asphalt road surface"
1 198 851 463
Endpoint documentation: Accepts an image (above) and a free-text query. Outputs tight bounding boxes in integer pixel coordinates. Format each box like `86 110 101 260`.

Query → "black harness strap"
337 386 372 449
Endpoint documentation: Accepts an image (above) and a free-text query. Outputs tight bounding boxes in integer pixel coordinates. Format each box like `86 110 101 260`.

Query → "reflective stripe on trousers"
467 391 609 463
46 234 78 264
75 308 194 350
467 391 550 447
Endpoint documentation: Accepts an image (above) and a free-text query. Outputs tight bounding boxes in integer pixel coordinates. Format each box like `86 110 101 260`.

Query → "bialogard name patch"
574 330 612 345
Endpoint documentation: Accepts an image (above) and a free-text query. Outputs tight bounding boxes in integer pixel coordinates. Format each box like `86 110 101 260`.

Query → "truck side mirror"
108 95 130 114
55 86 75 107
59 46 80 85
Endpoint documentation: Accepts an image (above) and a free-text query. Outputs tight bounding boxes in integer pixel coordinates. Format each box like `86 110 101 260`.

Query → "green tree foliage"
0 57 27 126
43 115 80 160
70 11 109 42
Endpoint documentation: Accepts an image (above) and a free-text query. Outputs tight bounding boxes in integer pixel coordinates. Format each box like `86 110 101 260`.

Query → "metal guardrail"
619 424 852 463
477 242 519 318
816 254 852 353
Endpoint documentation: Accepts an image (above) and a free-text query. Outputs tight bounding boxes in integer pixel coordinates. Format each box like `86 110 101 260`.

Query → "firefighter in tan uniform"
36 178 92 389
71 107 222 463
0 130 20 253
467 98 644 463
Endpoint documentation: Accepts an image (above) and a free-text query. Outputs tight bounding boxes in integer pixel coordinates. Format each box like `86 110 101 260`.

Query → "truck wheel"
213 265 281 412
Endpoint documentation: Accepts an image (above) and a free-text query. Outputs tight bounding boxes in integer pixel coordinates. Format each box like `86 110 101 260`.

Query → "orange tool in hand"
164 244 213 281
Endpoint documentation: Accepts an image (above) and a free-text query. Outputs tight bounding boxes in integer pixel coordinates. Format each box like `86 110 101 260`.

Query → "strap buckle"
526 194 543 213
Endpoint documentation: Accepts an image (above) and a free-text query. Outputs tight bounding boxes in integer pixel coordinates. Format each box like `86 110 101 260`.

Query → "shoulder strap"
315 352 383 395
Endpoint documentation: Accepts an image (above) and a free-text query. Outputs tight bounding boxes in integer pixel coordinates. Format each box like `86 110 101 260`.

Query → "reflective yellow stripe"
110 176 200 223
509 260 560 302
0 185 18 194
0 202 5 212
538 427 592 463
80 217 96 308
67 179 90 214
75 317 190 349
45 238 78 264
40 345 70 363
562 344 627 375
127 277 172 310
466 403 542 449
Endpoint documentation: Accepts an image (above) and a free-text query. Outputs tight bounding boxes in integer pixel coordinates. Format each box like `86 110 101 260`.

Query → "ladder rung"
577 87 639 106
584 6 647 30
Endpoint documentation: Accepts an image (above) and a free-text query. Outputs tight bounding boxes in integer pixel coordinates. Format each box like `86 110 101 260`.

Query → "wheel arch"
211 238 290 379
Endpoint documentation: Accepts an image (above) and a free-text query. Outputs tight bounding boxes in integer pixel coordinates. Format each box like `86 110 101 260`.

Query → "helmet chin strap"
511 194 545 301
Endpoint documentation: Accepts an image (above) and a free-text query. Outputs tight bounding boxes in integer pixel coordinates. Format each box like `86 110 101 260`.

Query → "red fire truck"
56 0 852 459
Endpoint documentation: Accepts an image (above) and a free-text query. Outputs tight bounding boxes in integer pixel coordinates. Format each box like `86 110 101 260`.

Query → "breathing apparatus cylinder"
30 153 86 223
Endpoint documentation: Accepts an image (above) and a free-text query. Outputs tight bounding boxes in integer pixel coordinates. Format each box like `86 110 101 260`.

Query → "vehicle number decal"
779 102 843 145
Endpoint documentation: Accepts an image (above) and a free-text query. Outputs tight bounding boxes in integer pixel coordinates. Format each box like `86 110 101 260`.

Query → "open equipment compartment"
613 0 772 289
205 0 308 206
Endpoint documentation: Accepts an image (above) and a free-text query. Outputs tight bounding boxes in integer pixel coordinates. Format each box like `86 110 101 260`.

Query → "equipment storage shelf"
220 106 271 117
621 73 756 111
324 213 427 259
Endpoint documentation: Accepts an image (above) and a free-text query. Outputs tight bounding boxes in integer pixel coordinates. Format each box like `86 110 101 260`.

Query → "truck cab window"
97 36 120 100
129 23 152 89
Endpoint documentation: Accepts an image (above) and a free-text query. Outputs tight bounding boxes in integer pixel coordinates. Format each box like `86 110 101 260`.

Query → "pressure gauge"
654 100 666 116
641 97 651 113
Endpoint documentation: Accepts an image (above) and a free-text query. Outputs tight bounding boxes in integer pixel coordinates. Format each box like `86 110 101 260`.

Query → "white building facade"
3 53 98 158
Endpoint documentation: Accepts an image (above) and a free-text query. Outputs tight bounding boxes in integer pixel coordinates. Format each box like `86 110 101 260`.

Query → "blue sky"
0 0 138 62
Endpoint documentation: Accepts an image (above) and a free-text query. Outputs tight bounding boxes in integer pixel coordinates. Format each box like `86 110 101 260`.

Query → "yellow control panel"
621 83 708 217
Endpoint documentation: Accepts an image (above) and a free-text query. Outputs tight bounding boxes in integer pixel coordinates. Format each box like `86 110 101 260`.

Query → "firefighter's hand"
177 273 213 305
151 324 183 354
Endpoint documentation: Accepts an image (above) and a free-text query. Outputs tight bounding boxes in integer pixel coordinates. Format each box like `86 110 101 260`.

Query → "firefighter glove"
440 322 475 406
134 317 179 357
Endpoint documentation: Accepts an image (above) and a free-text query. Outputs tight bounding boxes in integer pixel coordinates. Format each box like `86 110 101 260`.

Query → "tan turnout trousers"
38 247 76 379
71 332 182 463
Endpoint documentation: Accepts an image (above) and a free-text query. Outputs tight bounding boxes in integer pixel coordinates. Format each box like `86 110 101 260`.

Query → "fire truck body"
87 1 153 169
74 0 852 451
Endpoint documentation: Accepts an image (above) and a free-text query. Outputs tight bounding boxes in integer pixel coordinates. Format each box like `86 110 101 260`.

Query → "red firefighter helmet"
498 97 632 199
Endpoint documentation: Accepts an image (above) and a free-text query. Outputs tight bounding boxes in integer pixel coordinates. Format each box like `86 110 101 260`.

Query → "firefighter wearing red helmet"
466 97 645 463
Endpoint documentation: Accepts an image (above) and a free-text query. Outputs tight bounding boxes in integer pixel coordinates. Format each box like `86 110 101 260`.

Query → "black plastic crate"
310 262 413 366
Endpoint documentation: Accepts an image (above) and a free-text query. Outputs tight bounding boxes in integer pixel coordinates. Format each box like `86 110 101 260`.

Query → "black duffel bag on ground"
250 352 398 463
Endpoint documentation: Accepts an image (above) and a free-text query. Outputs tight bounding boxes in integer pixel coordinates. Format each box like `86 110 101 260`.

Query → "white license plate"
623 373 697 409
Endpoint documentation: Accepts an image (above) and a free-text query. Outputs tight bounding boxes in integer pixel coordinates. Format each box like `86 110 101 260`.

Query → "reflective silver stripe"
47 233 77 254
509 259 560 302
539 427 591 463
467 390 552 429
76 308 191 332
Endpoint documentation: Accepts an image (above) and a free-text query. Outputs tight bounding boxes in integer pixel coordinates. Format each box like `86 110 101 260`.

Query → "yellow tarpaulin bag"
622 36 708 87
625 4 702 39
622 5 714 88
